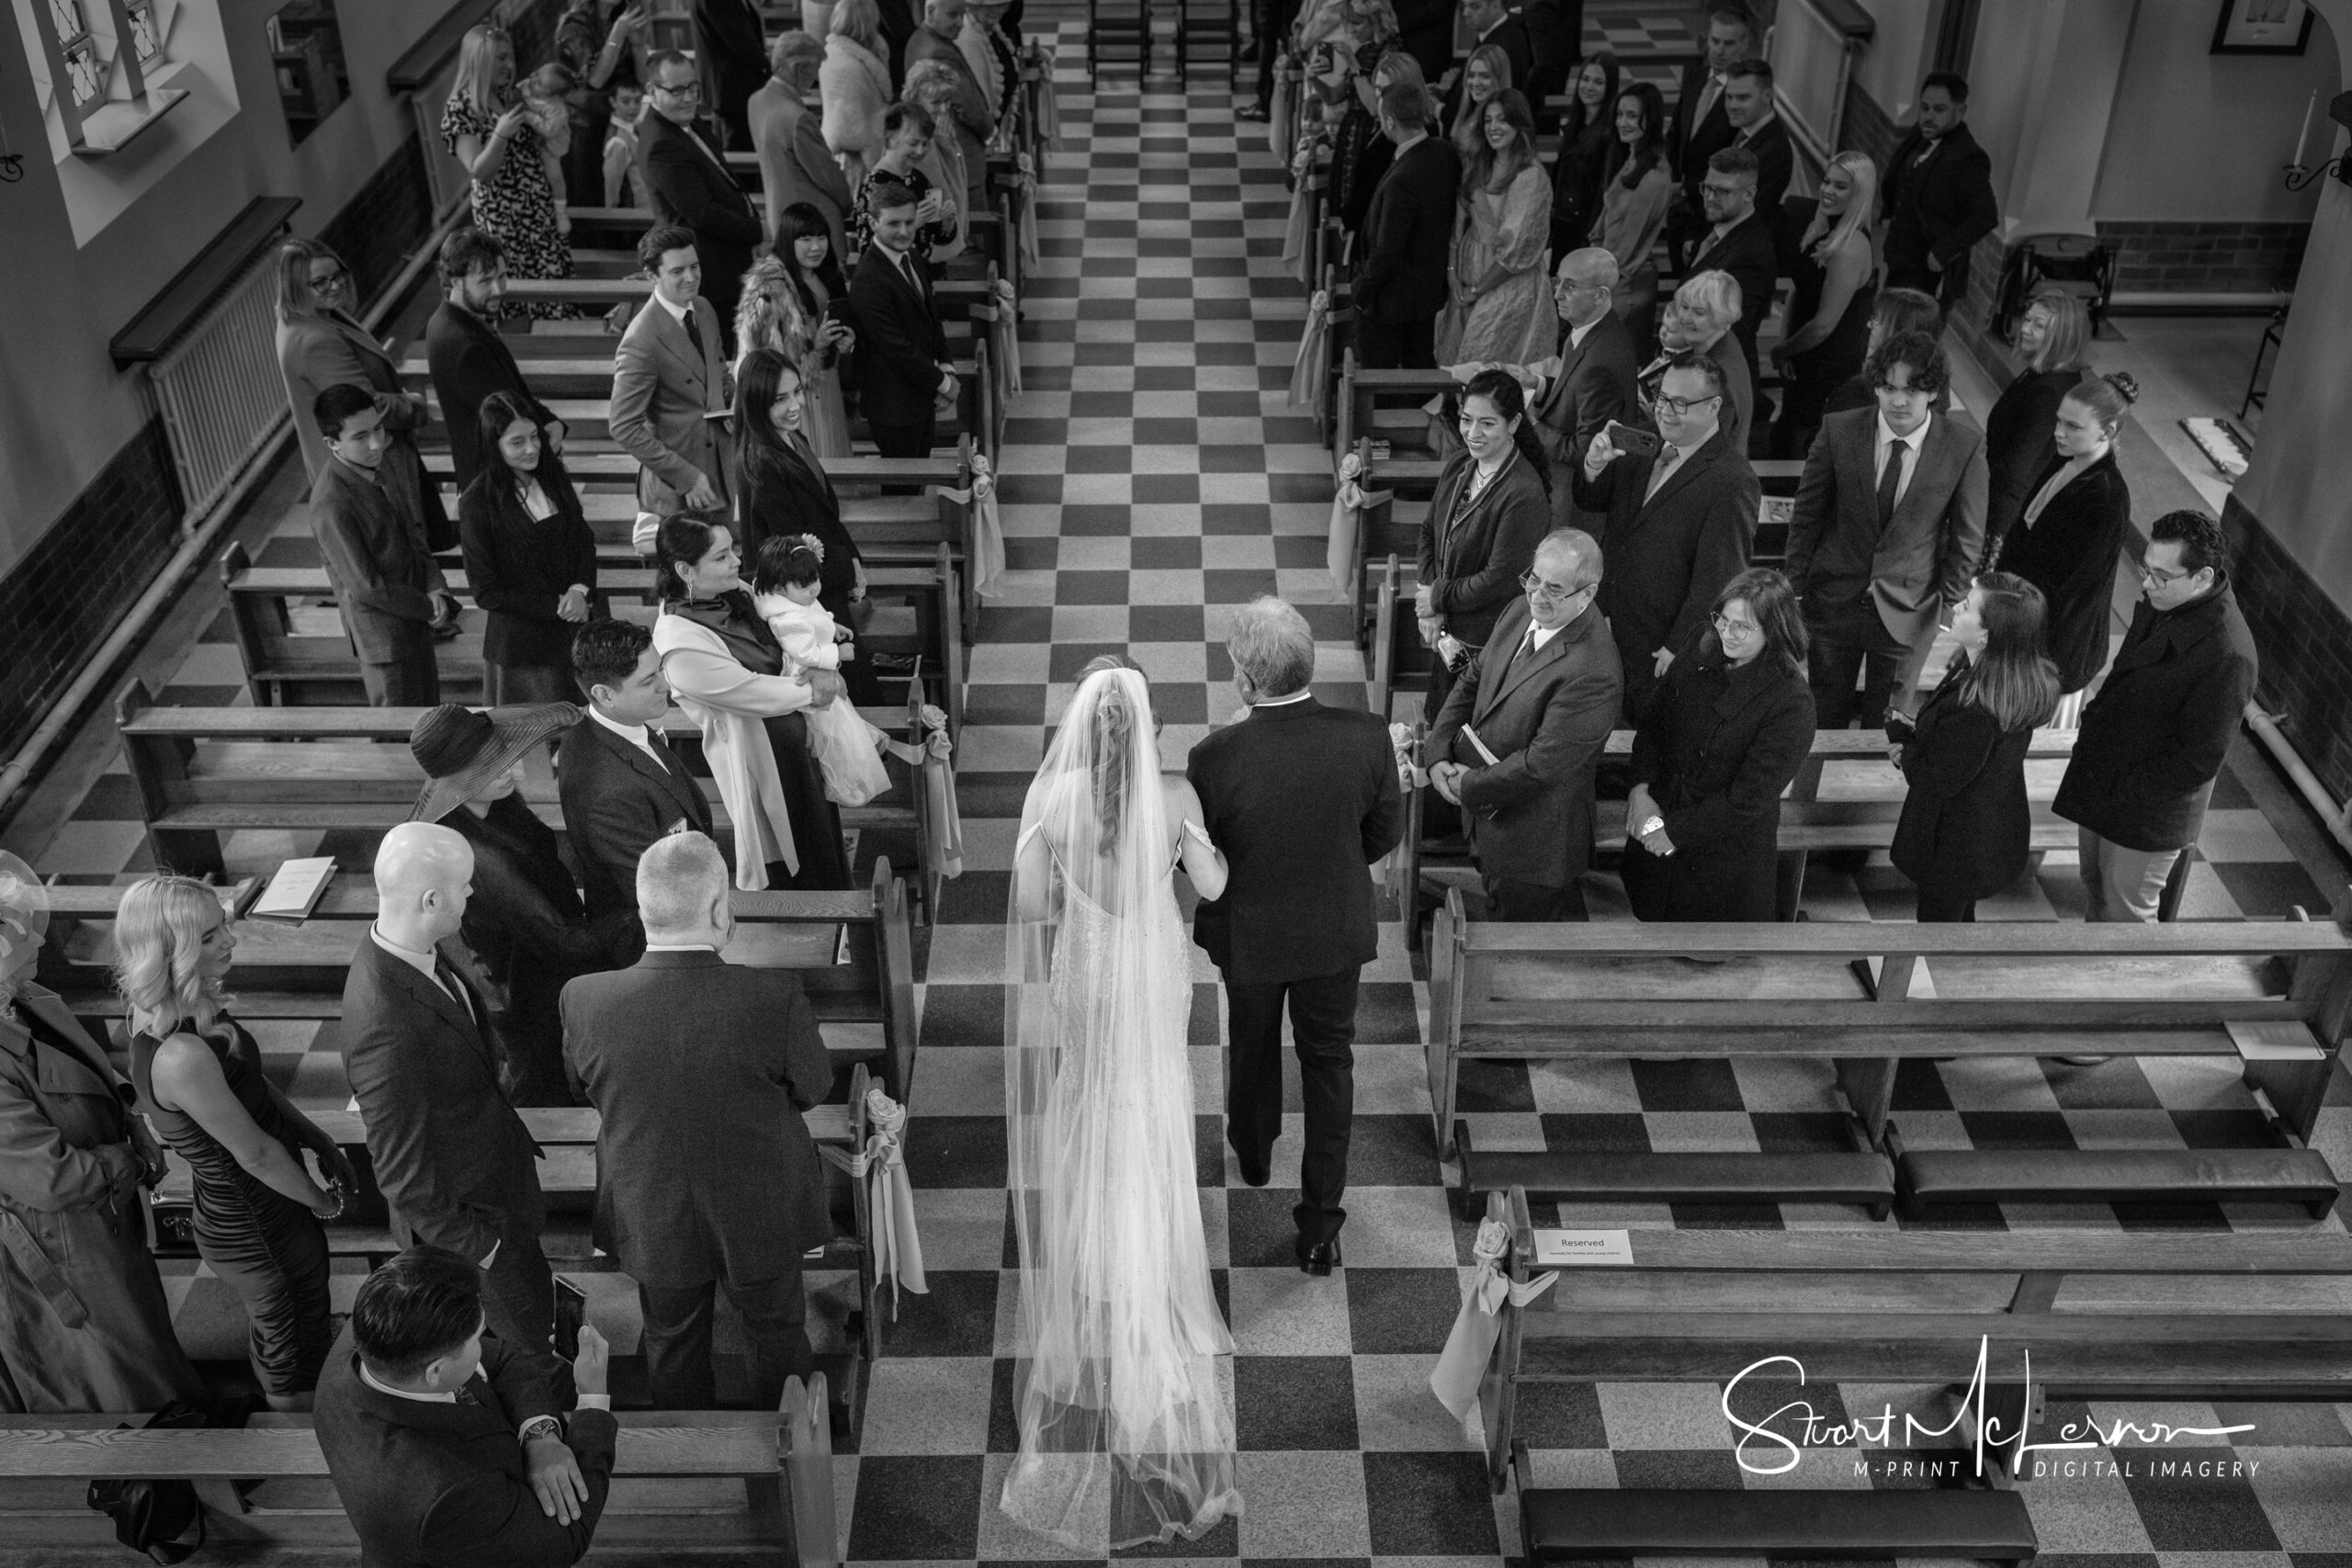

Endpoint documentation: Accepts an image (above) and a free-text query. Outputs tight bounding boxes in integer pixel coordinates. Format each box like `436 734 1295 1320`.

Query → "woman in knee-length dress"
443 24 577 322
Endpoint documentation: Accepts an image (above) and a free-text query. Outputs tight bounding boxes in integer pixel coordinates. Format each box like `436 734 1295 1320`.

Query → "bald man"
342 824 555 1359
1531 249 1641 525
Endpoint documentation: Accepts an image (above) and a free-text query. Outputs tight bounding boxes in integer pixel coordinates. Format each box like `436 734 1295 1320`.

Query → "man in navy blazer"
1353 81 1462 370
851 181 956 457
314 1247 615 1568
424 228 565 495
609 227 733 518
639 50 764 339
1783 331 1989 728
343 823 554 1357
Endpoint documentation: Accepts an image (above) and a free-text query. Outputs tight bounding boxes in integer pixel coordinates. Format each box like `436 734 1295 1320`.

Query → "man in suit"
1688 146 1778 391
1881 72 2000 310
311 386 455 708
610 226 732 518
562 833 836 1407
2053 510 2259 922
1392 0 1456 84
314 1247 616 1567
561 619 717 953
1666 4 1755 266
639 51 763 339
1513 0 1581 130
424 228 566 497
1533 249 1641 523
1242 0 1302 120
1783 331 1989 728
1571 352 1758 723
905 0 995 203
1444 0 1533 123
343 823 554 1357
852 181 957 457
1189 598 1404 1277
749 30 853 257
1429 529 1623 920
692 0 769 149
1721 60 1792 220
1353 82 1462 370
877 0 922 86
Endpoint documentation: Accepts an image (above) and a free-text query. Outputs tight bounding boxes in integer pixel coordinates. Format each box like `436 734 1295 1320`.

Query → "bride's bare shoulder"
1161 773 1202 815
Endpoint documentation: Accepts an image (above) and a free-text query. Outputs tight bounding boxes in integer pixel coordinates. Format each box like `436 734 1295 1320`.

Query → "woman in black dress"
115 875 352 1410
459 391 598 705
1770 150 1878 459
1623 568 1816 921
651 515 854 891
1889 573 2062 921
1992 373 2138 696
1546 52 1620 265
1983 289 2093 555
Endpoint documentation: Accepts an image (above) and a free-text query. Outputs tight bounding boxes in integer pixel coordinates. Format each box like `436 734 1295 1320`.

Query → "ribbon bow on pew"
939 454 1004 600
819 1086 930 1315
1376 722 1430 897
1023 50 1064 152
968 277 1023 400
1326 448 1393 597
1283 148 1326 288
1429 1214 1556 1444
1288 288 1337 422
1011 153 1042 275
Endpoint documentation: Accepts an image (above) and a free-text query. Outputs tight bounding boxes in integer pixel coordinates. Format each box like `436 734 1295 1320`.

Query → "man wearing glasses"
1571 352 1759 724
1430 529 1622 921
2052 510 2257 921
1531 248 1640 526
1782 330 1986 728
639 50 763 343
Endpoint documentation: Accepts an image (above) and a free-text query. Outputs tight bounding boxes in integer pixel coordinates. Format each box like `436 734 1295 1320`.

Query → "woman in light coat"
821 0 893 186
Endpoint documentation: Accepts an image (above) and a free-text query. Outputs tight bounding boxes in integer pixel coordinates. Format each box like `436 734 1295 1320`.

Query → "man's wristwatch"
520 1416 562 1444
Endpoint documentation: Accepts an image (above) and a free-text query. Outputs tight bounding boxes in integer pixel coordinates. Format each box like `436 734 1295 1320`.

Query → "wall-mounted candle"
2293 89 2316 168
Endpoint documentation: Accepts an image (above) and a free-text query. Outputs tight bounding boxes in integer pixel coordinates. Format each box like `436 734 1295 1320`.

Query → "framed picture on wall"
2211 0 2316 54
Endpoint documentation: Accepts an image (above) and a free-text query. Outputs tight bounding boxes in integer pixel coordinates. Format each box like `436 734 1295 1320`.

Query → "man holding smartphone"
1569 353 1759 723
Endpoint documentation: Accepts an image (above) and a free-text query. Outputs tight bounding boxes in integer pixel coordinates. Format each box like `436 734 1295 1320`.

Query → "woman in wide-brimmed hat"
410 704 637 1105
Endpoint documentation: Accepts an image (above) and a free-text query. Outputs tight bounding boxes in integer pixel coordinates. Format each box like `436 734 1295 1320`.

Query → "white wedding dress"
1001 667 1239 1549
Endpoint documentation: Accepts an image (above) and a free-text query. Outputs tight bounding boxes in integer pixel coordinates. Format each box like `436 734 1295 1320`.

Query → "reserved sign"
1532 1229 1634 1266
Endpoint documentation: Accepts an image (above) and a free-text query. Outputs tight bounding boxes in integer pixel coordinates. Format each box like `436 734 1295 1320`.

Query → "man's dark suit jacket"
1668 60 1736 219
312 458 439 665
1188 699 1403 987
1734 115 1795 221
1533 310 1641 489
851 243 951 430
1430 597 1623 891
313 1325 614 1568
693 0 768 144
1782 407 1988 655
876 0 921 85
340 935 544 1267
562 950 835 1286
1394 0 1456 80
1569 427 1759 719
1881 121 2000 302
1689 210 1779 379
555 716 718 942
1354 135 1462 326
424 302 559 495
1444 17 1535 124
2053 576 2259 853
1418 447 1552 651
639 111 763 331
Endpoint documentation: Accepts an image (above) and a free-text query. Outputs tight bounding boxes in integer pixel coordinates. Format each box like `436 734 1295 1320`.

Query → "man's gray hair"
1227 596 1316 698
772 28 824 76
638 832 729 935
1537 527 1603 591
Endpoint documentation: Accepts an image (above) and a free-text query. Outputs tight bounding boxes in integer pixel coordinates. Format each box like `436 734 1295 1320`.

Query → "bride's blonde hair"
1077 655 1147 855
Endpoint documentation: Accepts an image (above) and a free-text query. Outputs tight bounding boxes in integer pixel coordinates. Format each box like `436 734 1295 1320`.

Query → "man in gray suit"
1783 331 1988 728
903 0 994 202
310 385 455 706
1532 249 1641 525
1429 529 1623 920
609 225 732 521
748 30 853 258
561 833 834 1409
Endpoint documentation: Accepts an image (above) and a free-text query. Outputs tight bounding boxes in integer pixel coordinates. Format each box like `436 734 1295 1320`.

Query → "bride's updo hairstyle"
1077 654 1146 855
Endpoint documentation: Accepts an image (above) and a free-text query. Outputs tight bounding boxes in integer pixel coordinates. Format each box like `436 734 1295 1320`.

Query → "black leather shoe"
1237 105 1269 122
1236 1154 1271 1187
1296 1239 1341 1277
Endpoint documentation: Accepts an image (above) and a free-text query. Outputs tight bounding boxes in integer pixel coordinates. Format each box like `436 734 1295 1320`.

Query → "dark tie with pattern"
1876 437 1906 525
683 303 706 361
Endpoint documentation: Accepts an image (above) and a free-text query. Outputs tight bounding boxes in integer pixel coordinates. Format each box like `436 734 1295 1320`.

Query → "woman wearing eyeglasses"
1887 573 2061 922
1622 567 1815 922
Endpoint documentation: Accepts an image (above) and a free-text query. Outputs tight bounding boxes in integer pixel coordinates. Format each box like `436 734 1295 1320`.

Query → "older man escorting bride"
1000 602 1401 1548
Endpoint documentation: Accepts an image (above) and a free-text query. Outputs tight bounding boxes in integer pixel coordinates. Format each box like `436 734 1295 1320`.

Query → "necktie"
433 959 476 1029
898 251 923 300
682 304 706 361
1642 445 1682 504
454 1381 483 1408
1876 436 1906 525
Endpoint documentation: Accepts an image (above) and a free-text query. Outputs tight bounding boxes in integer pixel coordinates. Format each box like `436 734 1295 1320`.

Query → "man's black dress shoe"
1297 1239 1340 1277
1236 1153 1271 1187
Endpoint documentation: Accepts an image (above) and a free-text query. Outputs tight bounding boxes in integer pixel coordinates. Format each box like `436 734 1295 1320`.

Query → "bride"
1001 656 1242 1548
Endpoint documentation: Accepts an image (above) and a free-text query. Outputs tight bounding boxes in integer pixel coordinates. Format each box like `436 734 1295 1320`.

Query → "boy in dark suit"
1353 81 1462 370
1188 599 1403 1277
310 386 454 708
424 228 565 495
315 1247 616 1566
851 179 957 457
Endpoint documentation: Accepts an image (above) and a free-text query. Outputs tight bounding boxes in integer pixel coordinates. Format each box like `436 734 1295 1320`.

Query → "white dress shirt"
1873 412 1930 512
589 704 667 766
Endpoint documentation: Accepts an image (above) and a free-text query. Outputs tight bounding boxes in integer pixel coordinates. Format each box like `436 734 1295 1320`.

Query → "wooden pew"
1331 353 1462 481
0 1383 839 1562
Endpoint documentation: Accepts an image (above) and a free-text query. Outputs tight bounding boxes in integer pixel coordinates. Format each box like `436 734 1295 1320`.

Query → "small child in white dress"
751 535 899 807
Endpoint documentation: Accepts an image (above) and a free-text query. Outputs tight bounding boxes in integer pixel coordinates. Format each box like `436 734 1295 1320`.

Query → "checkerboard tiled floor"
11 7 2352 1562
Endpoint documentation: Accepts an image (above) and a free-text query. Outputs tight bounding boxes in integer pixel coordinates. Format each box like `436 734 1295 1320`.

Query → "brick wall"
1838 77 1901 172
2094 220 2310 296
2222 494 2352 804
0 419 182 761
318 133 435 306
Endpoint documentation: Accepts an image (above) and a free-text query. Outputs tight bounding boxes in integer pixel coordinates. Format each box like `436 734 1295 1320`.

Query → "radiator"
147 247 289 524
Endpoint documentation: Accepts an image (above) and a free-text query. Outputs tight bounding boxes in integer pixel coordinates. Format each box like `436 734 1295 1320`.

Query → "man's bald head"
375 822 474 948
1554 247 1618 329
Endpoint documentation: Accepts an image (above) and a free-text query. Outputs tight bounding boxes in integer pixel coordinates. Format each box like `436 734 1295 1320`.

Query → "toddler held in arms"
751 535 949 805
521 62 576 224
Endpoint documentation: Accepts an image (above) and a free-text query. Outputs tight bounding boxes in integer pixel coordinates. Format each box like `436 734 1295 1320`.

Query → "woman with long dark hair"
1437 89 1557 366
1591 82 1672 355
650 514 854 891
1623 567 1815 921
1993 373 2138 698
1415 368 1551 730
1547 52 1621 263
458 390 597 705
1889 573 2063 921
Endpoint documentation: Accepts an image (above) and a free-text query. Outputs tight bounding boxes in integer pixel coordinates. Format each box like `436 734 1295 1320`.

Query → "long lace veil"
1001 667 1238 1547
